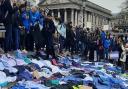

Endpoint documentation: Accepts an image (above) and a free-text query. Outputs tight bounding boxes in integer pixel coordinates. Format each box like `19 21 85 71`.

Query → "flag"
45 7 49 14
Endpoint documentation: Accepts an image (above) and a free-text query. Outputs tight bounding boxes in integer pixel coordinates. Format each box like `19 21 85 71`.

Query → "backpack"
0 0 5 23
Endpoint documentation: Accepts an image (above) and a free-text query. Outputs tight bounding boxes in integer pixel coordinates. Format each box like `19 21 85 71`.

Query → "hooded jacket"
29 10 40 26
21 10 30 31
104 38 111 49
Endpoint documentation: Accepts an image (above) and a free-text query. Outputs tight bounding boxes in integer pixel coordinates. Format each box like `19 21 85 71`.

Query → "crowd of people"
0 0 57 59
0 0 128 70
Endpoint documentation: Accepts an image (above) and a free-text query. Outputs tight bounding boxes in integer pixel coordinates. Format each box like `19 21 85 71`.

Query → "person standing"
12 1 20 50
39 9 45 49
89 33 96 61
75 26 81 53
29 6 41 51
97 36 104 61
103 35 111 61
0 0 17 52
43 13 56 59
20 4 31 51
66 22 75 55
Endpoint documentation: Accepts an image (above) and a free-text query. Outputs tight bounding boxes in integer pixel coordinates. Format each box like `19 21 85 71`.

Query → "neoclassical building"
39 0 112 28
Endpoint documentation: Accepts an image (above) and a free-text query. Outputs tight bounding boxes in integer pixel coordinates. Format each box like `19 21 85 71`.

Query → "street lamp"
82 0 86 28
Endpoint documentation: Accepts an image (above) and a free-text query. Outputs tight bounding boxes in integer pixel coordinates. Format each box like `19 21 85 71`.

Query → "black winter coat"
2 0 18 25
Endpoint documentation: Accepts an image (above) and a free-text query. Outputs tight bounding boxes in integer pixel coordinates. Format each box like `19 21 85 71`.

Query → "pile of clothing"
0 50 127 89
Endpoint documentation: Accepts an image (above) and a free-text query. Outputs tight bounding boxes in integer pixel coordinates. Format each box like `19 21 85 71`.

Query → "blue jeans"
4 24 13 52
104 48 109 60
13 27 20 50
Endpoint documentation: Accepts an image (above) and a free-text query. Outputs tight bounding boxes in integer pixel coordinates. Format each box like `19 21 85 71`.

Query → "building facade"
111 10 128 30
39 0 112 29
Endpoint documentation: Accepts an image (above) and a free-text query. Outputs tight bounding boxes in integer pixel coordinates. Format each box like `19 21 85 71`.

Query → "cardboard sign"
86 22 92 28
103 25 109 31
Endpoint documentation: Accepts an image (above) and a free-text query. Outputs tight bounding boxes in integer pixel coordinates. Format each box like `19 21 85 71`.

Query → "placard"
86 22 92 28
103 25 109 31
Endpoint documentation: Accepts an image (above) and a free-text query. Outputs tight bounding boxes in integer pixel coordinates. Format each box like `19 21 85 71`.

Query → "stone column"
103 17 105 25
78 10 83 26
90 13 92 23
84 11 87 28
98 15 99 26
51 10 54 17
88 13 90 22
98 16 100 26
71 9 74 25
75 10 78 26
92 13 95 28
94 15 96 25
64 9 67 23
89 13 91 22
92 13 93 24
99 16 102 26
101 16 103 25
96 15 98 26
58 9 60 18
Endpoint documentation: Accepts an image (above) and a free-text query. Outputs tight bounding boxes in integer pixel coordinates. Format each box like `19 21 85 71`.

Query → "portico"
39 0 112 28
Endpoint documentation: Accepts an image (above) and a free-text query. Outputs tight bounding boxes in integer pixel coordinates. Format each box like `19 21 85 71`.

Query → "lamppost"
82 0 86 28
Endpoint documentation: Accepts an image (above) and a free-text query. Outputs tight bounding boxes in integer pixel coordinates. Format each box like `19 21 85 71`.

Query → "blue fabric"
0 82 8 87
100 32 106 43
11 85 26 89
15 50 24 59
30 11 40 26
19 70 33 80
32 63 41 71
59 57 71 67
21 11 30 32
104 39 111 49
59 75 82 82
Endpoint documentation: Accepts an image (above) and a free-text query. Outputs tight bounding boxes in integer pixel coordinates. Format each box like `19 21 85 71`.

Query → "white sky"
89 0 125 13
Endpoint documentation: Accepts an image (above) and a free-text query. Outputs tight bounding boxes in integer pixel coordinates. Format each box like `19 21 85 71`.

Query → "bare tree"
121 0 128 10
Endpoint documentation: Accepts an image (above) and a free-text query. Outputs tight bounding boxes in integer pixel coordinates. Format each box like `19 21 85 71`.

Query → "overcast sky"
89 0 125 13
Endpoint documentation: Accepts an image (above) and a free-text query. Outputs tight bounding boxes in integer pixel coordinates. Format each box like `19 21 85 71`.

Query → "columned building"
39 0 112 29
